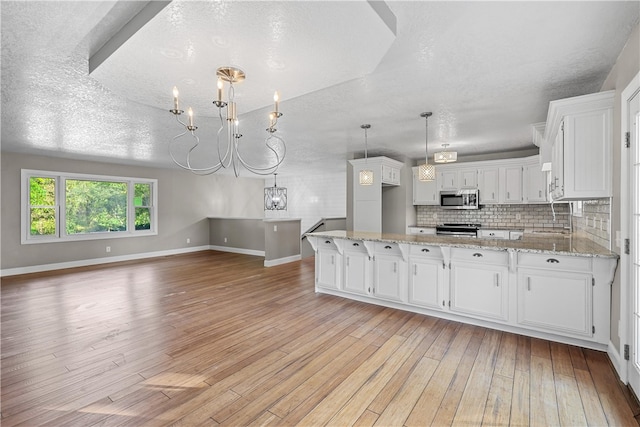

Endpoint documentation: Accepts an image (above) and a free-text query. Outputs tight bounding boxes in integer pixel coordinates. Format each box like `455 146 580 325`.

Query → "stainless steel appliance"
435 223 481 237
440 189 479 210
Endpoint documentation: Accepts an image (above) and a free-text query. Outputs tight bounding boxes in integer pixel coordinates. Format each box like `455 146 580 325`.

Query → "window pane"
29 177 55 206
66 180 128 234
135 207 151 230
30 208 56 235
134 183 151 207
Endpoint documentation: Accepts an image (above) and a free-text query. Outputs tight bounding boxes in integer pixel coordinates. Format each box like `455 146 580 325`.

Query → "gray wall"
1 152 264 270
265 220 301 261
600 22 640 352
209 218 265 251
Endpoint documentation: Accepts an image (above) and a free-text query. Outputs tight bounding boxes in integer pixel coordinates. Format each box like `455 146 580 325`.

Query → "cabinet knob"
419 229 424 233
472 253 483 257
384 245 392 249
325 240 331 244
352 242 359 247
546 258 560 264
421 248 430 252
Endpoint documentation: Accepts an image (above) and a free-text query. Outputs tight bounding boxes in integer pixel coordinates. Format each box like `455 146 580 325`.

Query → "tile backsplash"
416 204 570 230
573 199 611 249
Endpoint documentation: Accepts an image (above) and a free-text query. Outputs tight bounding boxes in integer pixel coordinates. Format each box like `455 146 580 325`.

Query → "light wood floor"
1 251 638 426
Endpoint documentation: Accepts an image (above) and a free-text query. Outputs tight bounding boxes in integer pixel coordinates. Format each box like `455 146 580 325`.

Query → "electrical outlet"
186 238 190 244
106 246 111 253
274 225 278 232
224 237 228 243
515 213 521 220
432 213 437 220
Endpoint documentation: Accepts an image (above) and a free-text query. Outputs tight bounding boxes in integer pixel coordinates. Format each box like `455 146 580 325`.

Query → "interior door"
628 86 640 394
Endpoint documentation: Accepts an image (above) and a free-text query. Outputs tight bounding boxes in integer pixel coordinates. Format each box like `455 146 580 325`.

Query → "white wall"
264 172 347 234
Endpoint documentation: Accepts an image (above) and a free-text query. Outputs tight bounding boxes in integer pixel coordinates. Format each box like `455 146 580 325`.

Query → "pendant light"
359 124 374 185
264 173 287 210
434 143 458 163
418 112 436 181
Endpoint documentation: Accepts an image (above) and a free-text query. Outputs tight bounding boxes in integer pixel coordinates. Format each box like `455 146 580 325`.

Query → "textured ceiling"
1 1 639 177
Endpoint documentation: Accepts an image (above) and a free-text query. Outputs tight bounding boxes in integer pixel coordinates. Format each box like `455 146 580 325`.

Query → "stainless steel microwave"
440 189 479 209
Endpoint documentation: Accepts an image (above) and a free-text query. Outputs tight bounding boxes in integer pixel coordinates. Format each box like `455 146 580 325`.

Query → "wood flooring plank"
573 368 609 426
555 373 588 426
510 367 530 427
515 334 531 373
550 341 575 378
494 332 517 379
529 355 560 427
353 409 379 426
482 373 513 426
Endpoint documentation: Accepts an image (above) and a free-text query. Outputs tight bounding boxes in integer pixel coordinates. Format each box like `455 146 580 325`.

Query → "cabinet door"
524 163 547 203
551 125 564 199
373 255 404 302
344 251 371 295
413 168 439 205
503 166 523 203
439 171 457 190
518 268 593 337
478 168 500 204
450 263 508 321
317 250 340 290
409 258 445 310
459 169 478 189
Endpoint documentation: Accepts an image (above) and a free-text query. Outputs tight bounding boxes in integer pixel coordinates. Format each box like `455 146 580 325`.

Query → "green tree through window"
65 180 128 234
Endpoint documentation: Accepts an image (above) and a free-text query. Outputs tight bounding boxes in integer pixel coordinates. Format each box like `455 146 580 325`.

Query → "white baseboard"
608 341 627 382
0 245 211 277
209 245 265 257
264 254 301 267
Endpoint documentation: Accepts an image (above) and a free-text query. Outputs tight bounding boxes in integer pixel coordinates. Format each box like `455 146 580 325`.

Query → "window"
22 170 157 244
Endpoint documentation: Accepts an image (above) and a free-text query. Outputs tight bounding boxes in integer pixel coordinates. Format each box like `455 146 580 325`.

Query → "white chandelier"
264 173 287 211
418 112 435 181
169 66 285 176
434 143 457 163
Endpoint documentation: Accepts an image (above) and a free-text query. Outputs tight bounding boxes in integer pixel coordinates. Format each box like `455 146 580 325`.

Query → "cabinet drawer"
343 239 368 253
374 242 403 256
408 227 436 235
317 238 338 250
478 229 509 239
409 245 442 258
450 248 508 265
518 253 591 271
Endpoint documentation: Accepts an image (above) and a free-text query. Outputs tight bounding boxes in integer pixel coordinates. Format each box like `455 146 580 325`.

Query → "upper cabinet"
412 167 439 205
543 91 614 200
438 169 477 191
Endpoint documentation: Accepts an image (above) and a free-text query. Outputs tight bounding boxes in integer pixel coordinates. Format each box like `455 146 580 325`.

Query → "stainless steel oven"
435 223 480 237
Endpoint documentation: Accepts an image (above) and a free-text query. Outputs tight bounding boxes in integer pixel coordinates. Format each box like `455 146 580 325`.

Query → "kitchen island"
306 230 618 350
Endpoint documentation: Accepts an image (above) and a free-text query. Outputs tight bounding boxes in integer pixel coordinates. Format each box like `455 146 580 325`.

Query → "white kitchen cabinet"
350 157 404 233
412 167 439 205
315 239 341 290
372 243 406 303
503 166 523 203
518 268 592 338
408 245 445 310
438 170 458 191
544 91 614 200
459 169 478 189
449 248 509 322
343 241 371 296
524 161 548 203
478 167 500 204
407 226 436 235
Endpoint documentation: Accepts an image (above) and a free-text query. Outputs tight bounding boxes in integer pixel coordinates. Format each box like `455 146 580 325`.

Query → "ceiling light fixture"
169 66 285 176
418 112 435 181
359 124 374 185
434 143 457 163
264 173 287 211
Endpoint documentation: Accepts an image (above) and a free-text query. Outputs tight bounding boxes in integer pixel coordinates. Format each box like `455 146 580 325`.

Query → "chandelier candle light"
434 143 458 163
169 66 285 176
418 112 435 182
359 124 374 186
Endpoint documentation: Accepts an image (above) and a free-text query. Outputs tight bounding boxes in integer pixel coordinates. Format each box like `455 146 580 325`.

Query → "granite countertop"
306 230 618 258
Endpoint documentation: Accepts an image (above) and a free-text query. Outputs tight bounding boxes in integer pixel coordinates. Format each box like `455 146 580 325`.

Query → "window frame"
21 169 158 244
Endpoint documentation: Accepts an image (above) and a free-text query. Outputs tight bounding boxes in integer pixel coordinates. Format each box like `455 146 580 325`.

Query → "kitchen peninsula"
306 230 618 350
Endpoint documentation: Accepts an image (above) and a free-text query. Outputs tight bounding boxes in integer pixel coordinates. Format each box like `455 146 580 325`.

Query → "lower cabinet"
450 261 509 322
409 253 445 310
343 244 371 296
316 248 340 290
372 243 406 302
517 268 593 338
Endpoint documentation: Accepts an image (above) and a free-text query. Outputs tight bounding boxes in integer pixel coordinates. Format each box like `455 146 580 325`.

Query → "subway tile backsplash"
416 204 570 229
574 199 611 249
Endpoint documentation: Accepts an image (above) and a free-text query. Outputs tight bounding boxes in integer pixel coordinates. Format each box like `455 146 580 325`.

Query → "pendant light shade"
264 173 287 210
359 124 374 185
419 112 435 182
434 144 458 163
